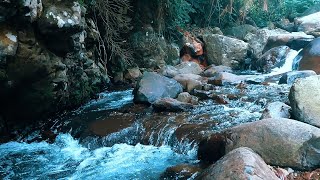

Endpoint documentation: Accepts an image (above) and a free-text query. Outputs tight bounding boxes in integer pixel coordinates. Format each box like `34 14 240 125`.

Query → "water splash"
0 134 196 180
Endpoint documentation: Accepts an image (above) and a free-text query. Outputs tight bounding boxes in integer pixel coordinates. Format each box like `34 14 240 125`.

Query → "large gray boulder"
289 75 320 127
197 147 279 180
202 34 249 69
295 12 320 37
133 72 183 103
225 118 320 170
245 28 289 59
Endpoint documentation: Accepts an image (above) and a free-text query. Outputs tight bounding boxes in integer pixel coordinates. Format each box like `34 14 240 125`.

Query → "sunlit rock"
225 118 320 170
289 75 320 128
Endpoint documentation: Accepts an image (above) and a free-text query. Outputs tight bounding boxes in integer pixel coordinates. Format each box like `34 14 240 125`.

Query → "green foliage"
156 0 194 38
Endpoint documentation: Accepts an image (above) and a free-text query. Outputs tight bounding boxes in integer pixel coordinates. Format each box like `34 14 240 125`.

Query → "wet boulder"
295 12 320 37
202 34 249 69
161 164 201 180
279 70 316 85
173 73 203 93
297 38 320 74
152 98 193 112
254 46 291 73
289 75 320 128
260 101 291 119
197 147 279 180
133 72 183 104
225 118 320 170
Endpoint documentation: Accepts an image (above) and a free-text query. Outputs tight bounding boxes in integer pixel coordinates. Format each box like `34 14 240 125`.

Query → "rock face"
225 118 320 170
0 1 108 128
279 70 316 85
133 72 183 104
260 101 291 119
197 147 279 180
202 34 249 69
295 12 320 37
289 75 320 128
298 38 320 74
254 46 291 73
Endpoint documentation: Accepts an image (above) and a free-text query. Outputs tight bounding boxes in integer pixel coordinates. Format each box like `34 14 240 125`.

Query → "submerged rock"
289 75 320 128
133 72 183 104
152 98 194 112
161 164 201 180
225 118 320 170
279 70 316 85
197 147 279 180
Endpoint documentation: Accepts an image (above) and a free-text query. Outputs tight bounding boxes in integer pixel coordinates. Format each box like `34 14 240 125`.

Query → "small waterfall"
267 49 300 76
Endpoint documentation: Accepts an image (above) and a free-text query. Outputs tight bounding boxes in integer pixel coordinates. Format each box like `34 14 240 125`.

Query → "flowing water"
0 53 296 179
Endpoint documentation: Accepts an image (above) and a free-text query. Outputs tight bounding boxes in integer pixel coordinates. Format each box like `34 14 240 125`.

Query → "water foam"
0 134 196 180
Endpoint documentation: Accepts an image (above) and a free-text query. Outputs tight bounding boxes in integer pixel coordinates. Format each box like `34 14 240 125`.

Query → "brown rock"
289 75 320 127
225 118 320 170
197 147 279 180
298 38 320 74
173 73 203 92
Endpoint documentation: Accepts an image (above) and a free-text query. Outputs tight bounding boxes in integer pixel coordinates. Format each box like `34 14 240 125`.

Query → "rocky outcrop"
279 70 316 85
0 1 108 128
133 72 183 104
197 147 279 180
289 75 320 128
254 46 291 73
297 38 320 74
225 118 320 170
202 34 249 69
295 12 320 37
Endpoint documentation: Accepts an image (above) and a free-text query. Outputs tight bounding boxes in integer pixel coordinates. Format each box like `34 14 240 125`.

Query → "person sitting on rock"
180 34 208 69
